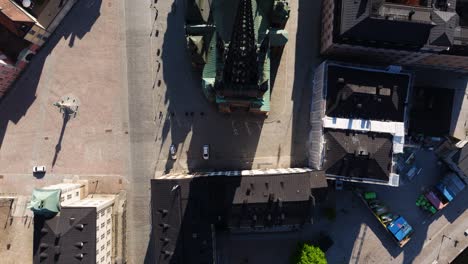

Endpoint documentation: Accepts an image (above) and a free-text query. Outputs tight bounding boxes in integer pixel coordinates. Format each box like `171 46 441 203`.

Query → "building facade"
151 168 328 263
0 0 78 98
31 181 123 264
321 0 468 73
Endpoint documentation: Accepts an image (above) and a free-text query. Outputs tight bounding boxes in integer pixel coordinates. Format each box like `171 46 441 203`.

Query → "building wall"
67 195 116 264
324 43 468 73
320 0 335 54
24 24 49 47
96 205 113 264
309 62 326 169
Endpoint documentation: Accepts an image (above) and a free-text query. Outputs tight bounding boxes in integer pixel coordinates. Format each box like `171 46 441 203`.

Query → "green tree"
292 243 327 264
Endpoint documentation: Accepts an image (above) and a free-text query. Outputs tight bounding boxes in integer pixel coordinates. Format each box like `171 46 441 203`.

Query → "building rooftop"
323 129 393 181
33 207 97 264
66 195 115 211
335 0 461 50
151 170 327 264
451 144 468 176
0 0 34 23
325 64 411 122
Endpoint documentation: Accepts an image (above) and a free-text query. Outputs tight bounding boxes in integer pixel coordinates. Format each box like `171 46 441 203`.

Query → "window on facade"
101 234 105 240
66 194 72 199
75 191 79 196
107 219 111 224
107 230 110 235
107 251 110 256
101 257 105 262
107 208 111 214
60 197 64 202
101 211 105 217
107 241 110 246
101 245 105 251
37 34 43 39
101 223 105 228
97 249 99 255
96 225 99 231
29 29 36 35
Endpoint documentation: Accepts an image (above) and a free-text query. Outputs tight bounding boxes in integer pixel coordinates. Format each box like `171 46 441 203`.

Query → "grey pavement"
123 0 156 263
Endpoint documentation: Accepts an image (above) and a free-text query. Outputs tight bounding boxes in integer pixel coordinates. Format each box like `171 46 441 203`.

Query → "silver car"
202 145 209 160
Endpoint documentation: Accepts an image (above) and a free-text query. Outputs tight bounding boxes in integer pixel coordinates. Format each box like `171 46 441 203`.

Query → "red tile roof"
0 0 34 23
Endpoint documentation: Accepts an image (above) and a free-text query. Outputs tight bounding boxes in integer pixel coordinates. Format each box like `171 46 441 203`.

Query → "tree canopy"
292 243 327 264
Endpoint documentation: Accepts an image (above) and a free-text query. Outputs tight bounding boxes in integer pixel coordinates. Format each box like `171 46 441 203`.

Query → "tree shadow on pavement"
0 0 101 149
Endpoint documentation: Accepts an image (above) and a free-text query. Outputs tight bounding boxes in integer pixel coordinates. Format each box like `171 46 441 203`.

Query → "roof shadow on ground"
0 0 101 149
289 0 325 168
158 1 265 176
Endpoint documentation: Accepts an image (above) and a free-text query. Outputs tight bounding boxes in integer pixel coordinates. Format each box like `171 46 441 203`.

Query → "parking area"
326 146 468 264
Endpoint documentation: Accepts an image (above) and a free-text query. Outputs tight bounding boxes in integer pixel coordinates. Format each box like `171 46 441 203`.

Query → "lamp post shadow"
51 112 71 167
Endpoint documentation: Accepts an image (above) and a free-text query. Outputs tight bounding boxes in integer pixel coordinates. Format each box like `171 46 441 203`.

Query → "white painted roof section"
323 116 405 153
66 195 115 211
156 168 313 179
43 183 82 193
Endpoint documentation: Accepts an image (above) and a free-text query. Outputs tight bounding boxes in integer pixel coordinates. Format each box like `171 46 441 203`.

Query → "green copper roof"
28 188 61 217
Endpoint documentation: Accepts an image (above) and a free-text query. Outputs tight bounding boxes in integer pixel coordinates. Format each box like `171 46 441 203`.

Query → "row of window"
28 30 48 41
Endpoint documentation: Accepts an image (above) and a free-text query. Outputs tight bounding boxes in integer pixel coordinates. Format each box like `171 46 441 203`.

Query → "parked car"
202 145 209 160
170 144 177 160
33 166 46 173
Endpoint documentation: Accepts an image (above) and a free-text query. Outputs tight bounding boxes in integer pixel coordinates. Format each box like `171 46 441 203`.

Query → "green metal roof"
28 188 61 217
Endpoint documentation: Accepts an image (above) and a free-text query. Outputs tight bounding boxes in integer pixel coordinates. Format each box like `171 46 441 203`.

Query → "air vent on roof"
75 224 84 231
158 209 168 216
161 250 173 257
74 242 84 248
39 243 49 250
160 237 170 244
159 223 170 230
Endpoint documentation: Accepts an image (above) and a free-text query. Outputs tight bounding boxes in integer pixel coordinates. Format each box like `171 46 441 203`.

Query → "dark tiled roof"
335 0 461 50
151 171 327 264
325 64 410 121
323 129 393 181
408 86 453 136
33 207 97 264
451 144 468 175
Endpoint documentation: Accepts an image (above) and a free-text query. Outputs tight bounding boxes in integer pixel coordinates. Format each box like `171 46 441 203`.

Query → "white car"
33 166 46 173
202 145 209 160
170 144 177 160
